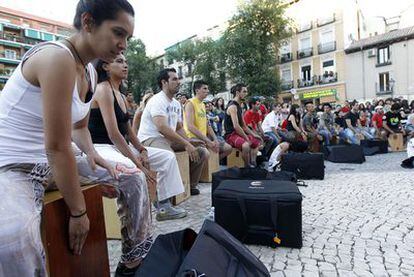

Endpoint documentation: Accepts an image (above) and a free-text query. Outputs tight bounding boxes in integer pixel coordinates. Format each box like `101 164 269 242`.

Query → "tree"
221 0 293 97
165 38 227 95
125 38 158 102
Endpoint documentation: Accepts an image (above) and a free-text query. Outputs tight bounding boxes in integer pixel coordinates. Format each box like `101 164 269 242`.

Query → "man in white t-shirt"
262 103 283 146
139 68 209 197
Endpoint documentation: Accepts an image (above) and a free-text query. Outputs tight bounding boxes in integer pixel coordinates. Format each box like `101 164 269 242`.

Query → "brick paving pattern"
108 152 414 276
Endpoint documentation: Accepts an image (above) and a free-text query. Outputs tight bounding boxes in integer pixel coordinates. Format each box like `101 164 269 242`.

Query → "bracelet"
70 210 87 218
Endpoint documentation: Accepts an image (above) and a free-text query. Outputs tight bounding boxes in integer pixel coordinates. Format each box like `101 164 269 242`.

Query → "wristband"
70 210 87 218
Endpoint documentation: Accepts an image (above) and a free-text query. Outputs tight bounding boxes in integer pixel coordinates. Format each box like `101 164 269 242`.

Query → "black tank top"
89 82 130 144
224 100 244 137
286 114 300 132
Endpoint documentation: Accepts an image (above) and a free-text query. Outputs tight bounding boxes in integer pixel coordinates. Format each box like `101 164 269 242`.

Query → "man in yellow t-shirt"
184 80 232 159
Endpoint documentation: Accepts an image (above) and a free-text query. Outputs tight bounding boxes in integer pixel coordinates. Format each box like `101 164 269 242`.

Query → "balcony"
375 60 392 67
0 69 14 77
376 83 393 95
0 52 21 65
297 22 312 33
318 41 336 54
0 31 40 46
317 14 336 27
280 80 293 91
297 47 313 59
279 53 292 63
297 77 316 88
318 72 338 84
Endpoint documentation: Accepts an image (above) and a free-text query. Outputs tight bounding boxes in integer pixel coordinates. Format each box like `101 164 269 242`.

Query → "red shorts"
225 132 261 150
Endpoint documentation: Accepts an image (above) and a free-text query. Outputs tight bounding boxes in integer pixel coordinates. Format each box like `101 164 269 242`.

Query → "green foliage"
125 38 158 102
165 38 227 95
222 0 293 97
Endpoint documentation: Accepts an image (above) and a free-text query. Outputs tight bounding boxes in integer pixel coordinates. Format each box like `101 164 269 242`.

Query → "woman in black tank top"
89 54 156 184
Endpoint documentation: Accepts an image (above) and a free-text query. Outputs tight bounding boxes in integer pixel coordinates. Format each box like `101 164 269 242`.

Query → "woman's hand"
138 149 150 169
69 214 90 255
87 151 118 180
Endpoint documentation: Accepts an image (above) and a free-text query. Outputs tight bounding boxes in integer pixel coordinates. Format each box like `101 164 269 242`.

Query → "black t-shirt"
384 111 402 131
334 114 346 128
345 111 358 127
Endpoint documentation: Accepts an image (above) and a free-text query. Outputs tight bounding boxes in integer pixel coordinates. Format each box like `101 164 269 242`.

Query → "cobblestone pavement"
108 152 414 276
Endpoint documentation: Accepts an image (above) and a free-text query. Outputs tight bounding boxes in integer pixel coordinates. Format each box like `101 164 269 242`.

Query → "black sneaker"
190 187 200 195
115 262 140 277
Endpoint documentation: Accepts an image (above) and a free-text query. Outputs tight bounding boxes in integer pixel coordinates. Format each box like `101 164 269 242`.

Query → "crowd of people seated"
178 90 414 170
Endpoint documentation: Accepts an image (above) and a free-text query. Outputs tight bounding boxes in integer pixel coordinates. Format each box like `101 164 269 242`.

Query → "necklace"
65 39 86 67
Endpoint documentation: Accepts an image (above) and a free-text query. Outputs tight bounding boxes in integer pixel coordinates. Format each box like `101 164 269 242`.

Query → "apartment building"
345 26 414 101
276 0 383 105
0 6 73 91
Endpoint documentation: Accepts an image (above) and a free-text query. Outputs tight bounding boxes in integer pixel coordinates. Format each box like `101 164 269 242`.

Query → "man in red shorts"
224 84 262 167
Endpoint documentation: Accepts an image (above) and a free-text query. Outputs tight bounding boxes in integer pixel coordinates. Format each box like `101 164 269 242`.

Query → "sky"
1 0 414 56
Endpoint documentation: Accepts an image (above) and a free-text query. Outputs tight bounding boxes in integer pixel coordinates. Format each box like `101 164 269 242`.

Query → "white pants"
94 144 184 201
407 138 414 158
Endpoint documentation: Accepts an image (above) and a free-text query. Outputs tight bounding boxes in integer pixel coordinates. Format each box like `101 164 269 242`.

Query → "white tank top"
0 41 96 166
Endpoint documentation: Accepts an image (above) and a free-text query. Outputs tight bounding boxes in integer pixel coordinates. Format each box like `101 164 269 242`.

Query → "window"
281 69 291 82
322 60 335 75
4 49 16 59
379 72 390 92
320 30 334 44
24 29 41 39
280 41 291 54
300 37 311 50
377 46 390 65
301 65 311 81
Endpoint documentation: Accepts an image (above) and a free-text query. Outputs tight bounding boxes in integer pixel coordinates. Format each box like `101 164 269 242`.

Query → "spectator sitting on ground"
383 103 406 136
371 105 387 140
318 103 336 145
285 104 308 144
138 68 208 196
404 114 414 137
344 102 363 144
224 84 261 167
262 103 283 147
302 102 323 149
183 80 232 160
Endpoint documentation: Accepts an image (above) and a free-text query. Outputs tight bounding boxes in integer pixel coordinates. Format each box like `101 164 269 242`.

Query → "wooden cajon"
388 133 404 151
172 151 191 205
103 197 121 239
42 185 110 277
227 148 245 168
102 169 157 240
200 150 220 182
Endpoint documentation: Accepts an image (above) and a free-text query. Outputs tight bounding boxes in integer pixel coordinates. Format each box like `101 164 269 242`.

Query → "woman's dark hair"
215 97 225 110
288 104 299 117
410 100 414 108
73 0 135 31
391 103 400 111
94 59 110 83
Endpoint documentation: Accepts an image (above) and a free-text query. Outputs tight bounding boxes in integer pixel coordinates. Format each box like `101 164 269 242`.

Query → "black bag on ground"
211 167 297 205
135 228 197 276
213 179 302 249
362 146 380 156
360 139 388 154
176 220 270 277
324 144 365 163
280 152 325 180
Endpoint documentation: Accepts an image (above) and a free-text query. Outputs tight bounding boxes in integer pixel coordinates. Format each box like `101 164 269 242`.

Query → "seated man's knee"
241 142 251 152
198 147 209 161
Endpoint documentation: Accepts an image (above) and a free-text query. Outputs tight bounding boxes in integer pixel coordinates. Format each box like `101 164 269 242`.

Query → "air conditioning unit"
367 49 376 57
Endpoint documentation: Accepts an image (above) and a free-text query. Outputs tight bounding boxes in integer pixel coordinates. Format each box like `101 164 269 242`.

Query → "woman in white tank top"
0 1 153 276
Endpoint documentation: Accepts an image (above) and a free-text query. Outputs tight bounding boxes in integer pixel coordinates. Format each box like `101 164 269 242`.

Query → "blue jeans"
344 128 359 144
318 128 334 145
357 127 374 140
